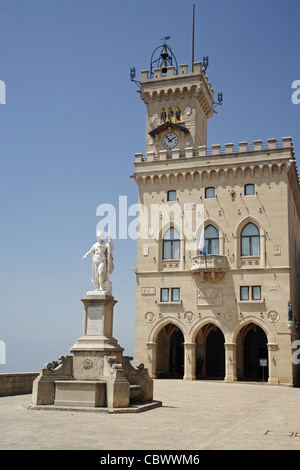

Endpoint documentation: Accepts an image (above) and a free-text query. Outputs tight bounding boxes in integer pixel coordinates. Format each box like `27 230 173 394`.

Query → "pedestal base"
31 292 159 412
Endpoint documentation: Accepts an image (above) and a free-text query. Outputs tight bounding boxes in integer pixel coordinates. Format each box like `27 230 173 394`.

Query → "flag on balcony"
198 225 205 253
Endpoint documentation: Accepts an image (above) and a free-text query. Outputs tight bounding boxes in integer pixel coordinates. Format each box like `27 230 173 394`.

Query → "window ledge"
238 300 264 304
157 301 182 305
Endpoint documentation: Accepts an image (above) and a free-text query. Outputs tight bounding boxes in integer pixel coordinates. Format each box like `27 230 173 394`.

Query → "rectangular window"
205 187 215 198
240 286 262 301
160 288 169 302
240 286 249 300
167 190 177 201
171 288 180 302
244 184 255 195
252 286 261 300
160 288 180 302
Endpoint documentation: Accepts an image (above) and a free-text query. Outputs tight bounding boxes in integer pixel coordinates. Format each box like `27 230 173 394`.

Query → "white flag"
198 224 205 251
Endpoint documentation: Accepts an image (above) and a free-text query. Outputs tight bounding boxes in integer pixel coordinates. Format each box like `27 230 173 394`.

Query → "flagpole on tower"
192 4 195 72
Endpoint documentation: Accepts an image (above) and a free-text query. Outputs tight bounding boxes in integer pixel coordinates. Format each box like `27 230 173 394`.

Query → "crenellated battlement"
140 62 214 110
141 62 213 90
133 136 300 188
134 137 294 163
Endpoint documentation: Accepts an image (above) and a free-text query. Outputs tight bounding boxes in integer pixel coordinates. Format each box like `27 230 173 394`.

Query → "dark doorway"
206 327 225 378
244 325 268 381
169 328 184 378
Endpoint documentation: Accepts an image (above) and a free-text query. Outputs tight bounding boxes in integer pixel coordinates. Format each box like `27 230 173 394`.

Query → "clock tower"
138 44 215 158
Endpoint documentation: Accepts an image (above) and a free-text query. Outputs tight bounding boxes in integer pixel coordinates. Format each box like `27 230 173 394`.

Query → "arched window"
168 106 175 122
163 227 180 259
175 106 181 122
241 223 260 256
161 107 167 124
167 190 176 201
204 225 219 255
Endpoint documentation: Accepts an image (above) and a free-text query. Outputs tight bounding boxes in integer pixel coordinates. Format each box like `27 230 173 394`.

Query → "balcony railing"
191 254 228 272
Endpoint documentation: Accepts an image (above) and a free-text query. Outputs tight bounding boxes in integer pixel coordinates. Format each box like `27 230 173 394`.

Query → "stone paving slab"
1 379 300 450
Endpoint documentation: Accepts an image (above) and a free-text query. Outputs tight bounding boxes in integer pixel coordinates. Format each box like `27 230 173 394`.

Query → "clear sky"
0 0 299 373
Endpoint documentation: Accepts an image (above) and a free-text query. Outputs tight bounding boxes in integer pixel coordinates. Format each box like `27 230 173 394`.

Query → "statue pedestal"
70 291 123 381
31 290 161 413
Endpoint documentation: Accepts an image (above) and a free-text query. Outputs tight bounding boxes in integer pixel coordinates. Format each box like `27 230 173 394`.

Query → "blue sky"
0 0 299 372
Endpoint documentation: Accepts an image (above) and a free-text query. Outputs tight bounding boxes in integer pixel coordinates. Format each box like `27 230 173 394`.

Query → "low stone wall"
0 373 38 397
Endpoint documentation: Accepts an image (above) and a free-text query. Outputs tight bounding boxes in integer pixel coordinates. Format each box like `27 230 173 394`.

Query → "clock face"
162 132 179 149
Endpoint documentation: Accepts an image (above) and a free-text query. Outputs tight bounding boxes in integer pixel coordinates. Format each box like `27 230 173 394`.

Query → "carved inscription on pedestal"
86 306 104 335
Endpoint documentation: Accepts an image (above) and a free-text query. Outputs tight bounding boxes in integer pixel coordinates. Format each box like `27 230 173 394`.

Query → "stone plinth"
70 292 124 381
31 290 161 413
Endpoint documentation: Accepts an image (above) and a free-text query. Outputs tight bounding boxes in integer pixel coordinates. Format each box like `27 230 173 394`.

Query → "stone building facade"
132 59 300 386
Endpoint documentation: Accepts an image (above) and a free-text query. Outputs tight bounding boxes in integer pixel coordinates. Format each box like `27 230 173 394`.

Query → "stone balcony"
191 254 228 282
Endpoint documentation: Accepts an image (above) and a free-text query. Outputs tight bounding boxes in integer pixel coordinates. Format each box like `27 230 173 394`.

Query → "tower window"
163 227 180 260
161 107 167 124
244 184 255 195
175 106 181 122
167 190 177 201
205 187 215 198
241 223 260 256
168 107 175 122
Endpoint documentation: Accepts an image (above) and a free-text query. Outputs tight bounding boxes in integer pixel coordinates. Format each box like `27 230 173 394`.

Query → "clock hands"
162 133 178 148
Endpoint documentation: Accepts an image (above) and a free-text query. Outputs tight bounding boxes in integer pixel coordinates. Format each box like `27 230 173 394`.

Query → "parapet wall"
135 137 294 163
0 373 38 397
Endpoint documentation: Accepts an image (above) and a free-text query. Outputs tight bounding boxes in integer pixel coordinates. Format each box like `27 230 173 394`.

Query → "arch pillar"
184 342 196 380
146 342 157 379
267 343 279 385
224 342 237 382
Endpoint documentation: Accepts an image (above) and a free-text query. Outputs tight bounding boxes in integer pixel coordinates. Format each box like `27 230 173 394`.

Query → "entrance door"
206 327 225 378
169 329 184 378
244 325 268 381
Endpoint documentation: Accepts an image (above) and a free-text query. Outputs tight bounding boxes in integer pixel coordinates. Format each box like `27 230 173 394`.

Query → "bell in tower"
149 37 178 77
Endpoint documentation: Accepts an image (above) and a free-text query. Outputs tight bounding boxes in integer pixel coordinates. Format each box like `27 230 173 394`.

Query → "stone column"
267 343 279 385
224 342 237 382
261 233 266 268
184 342 196 380
146 342 157 379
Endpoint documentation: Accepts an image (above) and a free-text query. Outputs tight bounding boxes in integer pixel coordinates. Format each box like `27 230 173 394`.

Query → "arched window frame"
161 107 167 124
204 225 219 255
175 105 182 122
241 222 260 256
168 106 175 122
162 227 180 260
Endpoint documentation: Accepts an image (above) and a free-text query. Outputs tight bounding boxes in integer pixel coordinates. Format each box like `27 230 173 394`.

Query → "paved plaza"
1 379 300 450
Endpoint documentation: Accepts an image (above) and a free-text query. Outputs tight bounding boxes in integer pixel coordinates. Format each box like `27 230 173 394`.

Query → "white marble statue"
82 231 114 291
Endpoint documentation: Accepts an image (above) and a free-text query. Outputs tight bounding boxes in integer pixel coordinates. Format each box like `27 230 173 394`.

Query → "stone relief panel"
267 310 280 323
141 287 156 295
184 311 195 323
145 312 156 323
197 288 223 306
